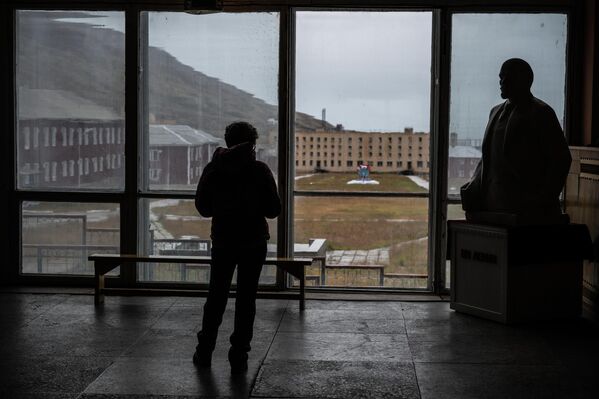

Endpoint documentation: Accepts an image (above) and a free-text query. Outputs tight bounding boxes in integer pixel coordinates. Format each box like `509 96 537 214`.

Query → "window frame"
2 1 580 296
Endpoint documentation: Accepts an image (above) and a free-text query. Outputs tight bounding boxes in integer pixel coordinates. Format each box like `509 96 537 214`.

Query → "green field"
295 172 427 193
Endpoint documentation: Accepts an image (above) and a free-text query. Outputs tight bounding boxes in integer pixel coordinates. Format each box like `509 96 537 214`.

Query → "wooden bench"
88 254 313 310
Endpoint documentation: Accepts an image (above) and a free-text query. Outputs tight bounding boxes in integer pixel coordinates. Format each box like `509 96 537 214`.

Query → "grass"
295 196 428 221
295 172 427 193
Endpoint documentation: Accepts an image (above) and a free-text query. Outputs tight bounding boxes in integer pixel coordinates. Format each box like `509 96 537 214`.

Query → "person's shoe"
192 346 212 368
228 347 248 374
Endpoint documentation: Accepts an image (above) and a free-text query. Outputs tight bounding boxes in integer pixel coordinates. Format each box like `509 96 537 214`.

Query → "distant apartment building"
447 132 482 179
295 127 430 174
17 88 222 189
148 125 221 186
18 88 125 188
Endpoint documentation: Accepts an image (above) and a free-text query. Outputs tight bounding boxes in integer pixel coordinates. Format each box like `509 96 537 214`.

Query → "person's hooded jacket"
195 142 281 248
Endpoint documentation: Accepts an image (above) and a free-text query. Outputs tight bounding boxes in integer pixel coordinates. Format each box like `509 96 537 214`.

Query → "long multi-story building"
295 127 430 174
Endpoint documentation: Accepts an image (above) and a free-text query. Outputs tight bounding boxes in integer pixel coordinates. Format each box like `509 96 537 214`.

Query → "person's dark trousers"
196 242 266 356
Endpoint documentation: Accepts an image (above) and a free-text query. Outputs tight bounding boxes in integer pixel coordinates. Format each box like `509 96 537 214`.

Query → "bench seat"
89 254 313 310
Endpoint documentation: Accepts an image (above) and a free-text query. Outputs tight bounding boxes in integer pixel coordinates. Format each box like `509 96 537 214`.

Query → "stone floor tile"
0 356 112 396
301 300 403 314
0 293 69 325
33 301 170 330
6 322 145 358
123 328 272 361
4 393 80 399
405 313 523 339
83 357 261 398
267 332 411 362
400 302 452 320
252 359 420 399
279 309 405 334
80 395 208 399
415 363 593 399
409 333 561 364
151 306 204 331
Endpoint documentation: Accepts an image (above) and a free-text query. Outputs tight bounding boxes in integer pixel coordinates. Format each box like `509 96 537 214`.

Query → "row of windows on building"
296 136 424 144
299 144 424 151
21 126 123 150
296 159 428 168
149 147 205 163
23 154 123 182
148 165 204 182
298 151 425 159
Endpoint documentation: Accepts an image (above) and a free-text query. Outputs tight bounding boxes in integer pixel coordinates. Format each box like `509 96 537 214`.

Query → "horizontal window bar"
294 190 429 198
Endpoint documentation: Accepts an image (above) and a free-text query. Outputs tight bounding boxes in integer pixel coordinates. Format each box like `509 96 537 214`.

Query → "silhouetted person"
193 121 281 373
461 58 571 220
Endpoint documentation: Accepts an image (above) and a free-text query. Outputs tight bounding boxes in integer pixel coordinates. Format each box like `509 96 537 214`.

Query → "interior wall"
582 0 598 146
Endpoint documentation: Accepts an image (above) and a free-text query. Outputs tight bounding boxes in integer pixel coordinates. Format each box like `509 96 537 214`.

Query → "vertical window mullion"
278 7 293 288
121 6 140 286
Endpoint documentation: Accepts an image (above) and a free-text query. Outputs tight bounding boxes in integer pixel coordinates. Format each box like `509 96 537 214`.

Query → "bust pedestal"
447 220 592 324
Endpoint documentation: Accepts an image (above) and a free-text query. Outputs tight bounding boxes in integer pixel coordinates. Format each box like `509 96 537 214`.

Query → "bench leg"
299 271 305 311
95 272 105 306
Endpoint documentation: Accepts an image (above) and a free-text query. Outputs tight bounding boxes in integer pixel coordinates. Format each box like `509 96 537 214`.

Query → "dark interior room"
1 0 598 398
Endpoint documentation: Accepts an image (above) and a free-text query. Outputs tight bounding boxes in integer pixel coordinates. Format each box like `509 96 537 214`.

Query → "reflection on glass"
143 12 279 191
448 13 567 196
21 202 120 275
16 11 125 191
139 199 277 285
293 12 432 289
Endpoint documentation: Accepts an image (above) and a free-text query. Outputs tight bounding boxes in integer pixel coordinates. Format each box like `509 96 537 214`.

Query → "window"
51 162 57 181
149 149 161 162
294 11 432 289
138 11 279 285
149 168 161 181
448 13 567 200
16 10 125 191
9 7 571 294
23 127 30 150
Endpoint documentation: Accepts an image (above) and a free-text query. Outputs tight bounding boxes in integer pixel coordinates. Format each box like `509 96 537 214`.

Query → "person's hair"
224 122 259 147
502 58 534 89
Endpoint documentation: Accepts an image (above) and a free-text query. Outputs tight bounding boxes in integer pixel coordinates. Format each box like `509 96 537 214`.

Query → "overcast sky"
63 11 567 139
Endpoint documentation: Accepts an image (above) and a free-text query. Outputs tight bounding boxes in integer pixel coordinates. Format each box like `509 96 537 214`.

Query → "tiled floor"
0 293 598 398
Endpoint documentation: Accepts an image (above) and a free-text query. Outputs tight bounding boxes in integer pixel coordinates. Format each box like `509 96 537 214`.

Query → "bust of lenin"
460 58 572 223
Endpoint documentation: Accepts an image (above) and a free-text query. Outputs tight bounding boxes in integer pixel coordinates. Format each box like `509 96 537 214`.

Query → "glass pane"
143 12 279 192
293 196 429 288
447 13 568 289
294 11 432 288
139 199 277 285
16 11 125 191
22 202 120 275
448 13 567 197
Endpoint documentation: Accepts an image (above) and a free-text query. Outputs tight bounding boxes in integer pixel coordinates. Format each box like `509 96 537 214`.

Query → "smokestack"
322 108 326 129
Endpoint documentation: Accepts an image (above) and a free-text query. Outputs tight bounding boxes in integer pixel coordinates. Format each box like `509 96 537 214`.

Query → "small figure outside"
460 58 571 220
357 162 371 181
193 122 281 373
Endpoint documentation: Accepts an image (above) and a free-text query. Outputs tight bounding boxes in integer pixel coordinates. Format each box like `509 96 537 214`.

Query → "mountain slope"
17 11 330 138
